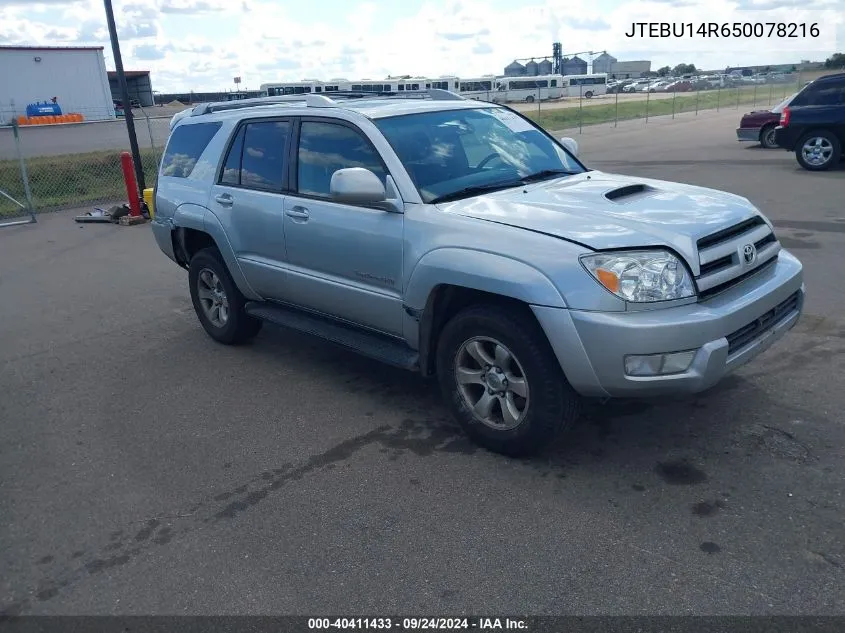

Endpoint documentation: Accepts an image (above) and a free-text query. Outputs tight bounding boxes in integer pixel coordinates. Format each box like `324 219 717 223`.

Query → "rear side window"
793 80 845 106
218 120 290 191
160 122 221 178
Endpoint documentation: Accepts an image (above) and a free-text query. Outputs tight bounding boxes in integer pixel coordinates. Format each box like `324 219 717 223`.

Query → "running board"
245 302 420 371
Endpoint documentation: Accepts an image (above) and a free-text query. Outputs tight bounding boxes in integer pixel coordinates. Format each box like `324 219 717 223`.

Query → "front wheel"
795 130 841 171
435 304 580 457
188 247 262 345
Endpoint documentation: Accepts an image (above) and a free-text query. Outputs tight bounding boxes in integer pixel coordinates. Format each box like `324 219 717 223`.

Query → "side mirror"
330 167 386 205
559 137 579 157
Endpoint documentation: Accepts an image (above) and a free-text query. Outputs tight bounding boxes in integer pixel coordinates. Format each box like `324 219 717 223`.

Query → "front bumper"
533 250 804 398
736 127 761 142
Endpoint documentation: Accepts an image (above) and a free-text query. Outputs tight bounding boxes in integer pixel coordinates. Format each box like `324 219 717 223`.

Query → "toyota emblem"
742 243 757 265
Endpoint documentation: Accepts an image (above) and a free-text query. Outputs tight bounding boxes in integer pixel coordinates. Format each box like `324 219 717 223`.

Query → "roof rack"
191 88 466 116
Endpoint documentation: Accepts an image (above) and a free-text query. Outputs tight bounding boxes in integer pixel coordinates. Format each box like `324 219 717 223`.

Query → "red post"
120 151 141 217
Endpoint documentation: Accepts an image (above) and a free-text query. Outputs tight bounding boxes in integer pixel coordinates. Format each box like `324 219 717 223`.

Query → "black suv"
774 72 845 171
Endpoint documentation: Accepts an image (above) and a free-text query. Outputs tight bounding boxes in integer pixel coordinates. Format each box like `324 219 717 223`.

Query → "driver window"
297 121 387 198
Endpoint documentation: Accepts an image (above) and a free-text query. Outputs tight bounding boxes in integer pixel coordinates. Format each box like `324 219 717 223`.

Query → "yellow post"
142 188 155 218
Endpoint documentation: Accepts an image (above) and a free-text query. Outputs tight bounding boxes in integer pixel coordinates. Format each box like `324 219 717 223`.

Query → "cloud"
133 43 169 60
3 0 842 92
120 22 158 39
160 0 227 14
562 17 611 30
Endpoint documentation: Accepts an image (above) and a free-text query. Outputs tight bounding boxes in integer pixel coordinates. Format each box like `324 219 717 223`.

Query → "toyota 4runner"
153 89 805 457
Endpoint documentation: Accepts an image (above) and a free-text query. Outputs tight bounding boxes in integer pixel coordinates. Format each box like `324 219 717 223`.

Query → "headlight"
580 250 696 303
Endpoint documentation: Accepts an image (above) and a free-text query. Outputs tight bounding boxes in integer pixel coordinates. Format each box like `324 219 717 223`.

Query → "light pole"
104 0 145 192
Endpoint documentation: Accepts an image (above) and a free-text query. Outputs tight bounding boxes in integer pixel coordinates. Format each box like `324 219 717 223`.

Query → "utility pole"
104 0 145 192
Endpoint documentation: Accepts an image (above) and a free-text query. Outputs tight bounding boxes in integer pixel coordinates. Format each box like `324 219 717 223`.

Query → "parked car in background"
775 72 845 171
623 79 651 93
736 92 797 149
665 80 693 93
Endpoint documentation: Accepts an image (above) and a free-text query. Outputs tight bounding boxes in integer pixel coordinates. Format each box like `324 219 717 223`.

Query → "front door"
207 117 291 299
282 118 404 336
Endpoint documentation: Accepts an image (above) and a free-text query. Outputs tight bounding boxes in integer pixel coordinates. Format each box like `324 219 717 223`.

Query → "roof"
0 45 104 51
107 71 151 79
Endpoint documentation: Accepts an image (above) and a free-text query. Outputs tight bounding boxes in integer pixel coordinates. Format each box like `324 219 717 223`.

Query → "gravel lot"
1 109 844 617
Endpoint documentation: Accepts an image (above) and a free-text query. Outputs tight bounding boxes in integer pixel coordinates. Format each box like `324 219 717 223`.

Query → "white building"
0 45 116 124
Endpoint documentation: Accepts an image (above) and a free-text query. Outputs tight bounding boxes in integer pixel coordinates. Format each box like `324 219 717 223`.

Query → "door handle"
214 193 233 207
285 206 310 220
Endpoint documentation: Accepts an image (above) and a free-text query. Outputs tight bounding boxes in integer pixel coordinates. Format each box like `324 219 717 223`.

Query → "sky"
1 0 842 92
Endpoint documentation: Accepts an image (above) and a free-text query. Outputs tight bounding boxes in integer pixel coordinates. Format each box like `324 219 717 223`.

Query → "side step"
245 301 420 371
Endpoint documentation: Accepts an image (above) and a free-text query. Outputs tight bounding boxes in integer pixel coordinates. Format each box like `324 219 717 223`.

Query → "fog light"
624 350 697 377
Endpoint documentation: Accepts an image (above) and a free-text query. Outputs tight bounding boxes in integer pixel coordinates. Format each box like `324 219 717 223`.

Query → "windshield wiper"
429 180 524 204
519 168 577 183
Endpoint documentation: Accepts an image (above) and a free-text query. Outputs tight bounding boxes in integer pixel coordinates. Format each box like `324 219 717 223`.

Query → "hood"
437 171 762 268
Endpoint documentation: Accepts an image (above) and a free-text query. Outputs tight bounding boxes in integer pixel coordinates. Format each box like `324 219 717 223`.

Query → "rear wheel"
188 247 262 345
584 91 594 99
525 95 535 103
435 304 580 457
759 124 778 149
795 130 841 171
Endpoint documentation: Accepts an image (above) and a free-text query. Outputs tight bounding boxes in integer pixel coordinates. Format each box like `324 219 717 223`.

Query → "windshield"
373 107 585 203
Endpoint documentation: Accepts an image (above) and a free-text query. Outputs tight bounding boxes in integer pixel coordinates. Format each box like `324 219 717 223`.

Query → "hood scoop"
604 183 657 203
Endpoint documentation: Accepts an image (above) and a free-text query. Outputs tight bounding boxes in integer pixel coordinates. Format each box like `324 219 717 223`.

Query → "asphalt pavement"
1 109 844 616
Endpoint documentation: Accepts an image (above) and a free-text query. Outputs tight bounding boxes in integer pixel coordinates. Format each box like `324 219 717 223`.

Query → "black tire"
525 95 535 103
188 246 262 345
795 130 841 171
435 303 580 457
584 91 594 99
759 124 777 149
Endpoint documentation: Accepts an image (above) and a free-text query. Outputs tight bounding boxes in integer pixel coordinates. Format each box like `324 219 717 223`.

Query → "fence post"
14 121 35 217
614 89 618 127
0 121 37 227
672 88 676 119
753 82 757 108
695 85 700 115
736 85 740 109
645 85 650 123
578 83 583 134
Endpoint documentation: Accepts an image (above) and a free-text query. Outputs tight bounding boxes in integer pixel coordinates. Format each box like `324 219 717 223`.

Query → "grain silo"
538 58 553 75
503 61 526 77
525 59 539 76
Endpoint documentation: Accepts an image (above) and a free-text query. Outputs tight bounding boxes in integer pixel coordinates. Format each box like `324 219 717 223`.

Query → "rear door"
207 117 292 299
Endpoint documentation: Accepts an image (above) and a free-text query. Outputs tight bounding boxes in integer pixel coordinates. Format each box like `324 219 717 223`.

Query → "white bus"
561 73 608 99
457 76 497 101
490 74 565 103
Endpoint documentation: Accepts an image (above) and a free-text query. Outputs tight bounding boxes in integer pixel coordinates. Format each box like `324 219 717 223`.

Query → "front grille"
695 216 781 299
699 256 778 301
697 216 766 250
726 291 800 355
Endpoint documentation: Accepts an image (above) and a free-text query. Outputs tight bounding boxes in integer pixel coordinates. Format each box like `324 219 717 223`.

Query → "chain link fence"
0 69 837 224
0 105 170 222
514 71 814 133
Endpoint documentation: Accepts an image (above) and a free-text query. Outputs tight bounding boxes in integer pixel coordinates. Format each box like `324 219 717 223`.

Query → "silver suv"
153 89 804 456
